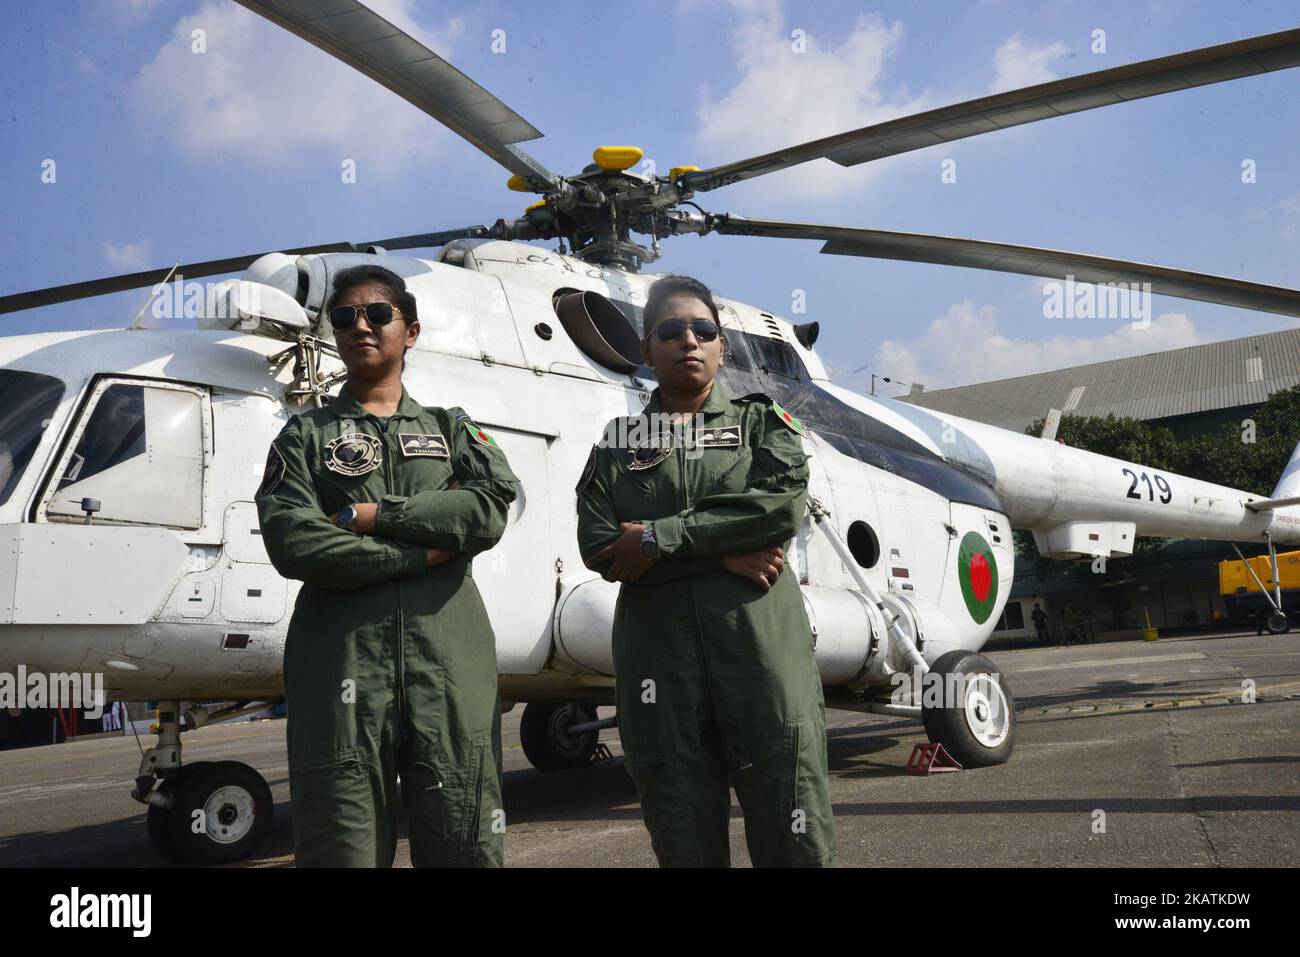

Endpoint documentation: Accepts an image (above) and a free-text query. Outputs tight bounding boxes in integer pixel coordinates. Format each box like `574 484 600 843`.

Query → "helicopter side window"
45 381 206 529
0 370 66 508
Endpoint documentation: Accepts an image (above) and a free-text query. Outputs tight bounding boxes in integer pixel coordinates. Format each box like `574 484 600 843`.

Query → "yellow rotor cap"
506 175 532 192
593 146 643 171
669 165 700 180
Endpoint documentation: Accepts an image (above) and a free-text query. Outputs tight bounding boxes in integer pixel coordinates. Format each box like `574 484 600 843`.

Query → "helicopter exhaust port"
552 290 643 373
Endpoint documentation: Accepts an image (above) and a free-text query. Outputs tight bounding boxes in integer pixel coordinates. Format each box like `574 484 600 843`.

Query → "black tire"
166 760 273 866
920 650 1016 768
145 761 212 866
520 702 600 772
1265 612 1291 635
146 787 184 865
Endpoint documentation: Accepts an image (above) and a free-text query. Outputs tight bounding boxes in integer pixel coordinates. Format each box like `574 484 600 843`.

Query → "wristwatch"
336 503 358 530
640 523 660 560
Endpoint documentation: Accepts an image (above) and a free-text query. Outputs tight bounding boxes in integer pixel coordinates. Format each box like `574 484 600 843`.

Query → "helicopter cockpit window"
45 382 205 529
0 370 66 508
749 335 806 382
720 330 755 373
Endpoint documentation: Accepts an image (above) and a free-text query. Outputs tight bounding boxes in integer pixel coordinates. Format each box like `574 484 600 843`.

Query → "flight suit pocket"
288 748 377 866
782 721 802 822
406 732 488 853
622 749 672 799
704 447 752 495
780 717 835 866
621 751 676 823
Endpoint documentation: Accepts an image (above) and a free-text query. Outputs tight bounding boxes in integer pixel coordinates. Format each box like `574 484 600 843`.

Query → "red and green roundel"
957 531 998 624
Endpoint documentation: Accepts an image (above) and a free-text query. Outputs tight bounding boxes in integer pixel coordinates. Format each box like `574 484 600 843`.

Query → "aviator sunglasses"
651 318 720 343
329 301 400 330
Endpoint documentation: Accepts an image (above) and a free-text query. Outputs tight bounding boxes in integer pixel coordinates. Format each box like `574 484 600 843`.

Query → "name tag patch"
399 433 449 459
695 424 741 448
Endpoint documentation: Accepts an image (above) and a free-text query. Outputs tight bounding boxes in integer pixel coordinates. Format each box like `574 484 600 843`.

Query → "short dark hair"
324 264 419 324
642 274 719 339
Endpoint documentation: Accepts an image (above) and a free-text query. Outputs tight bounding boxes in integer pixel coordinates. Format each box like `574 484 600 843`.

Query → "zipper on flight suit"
679 421 712 680
380 414 407 725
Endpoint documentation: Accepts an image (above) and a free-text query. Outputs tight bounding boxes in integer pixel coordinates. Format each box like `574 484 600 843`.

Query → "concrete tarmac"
1 630 1296 867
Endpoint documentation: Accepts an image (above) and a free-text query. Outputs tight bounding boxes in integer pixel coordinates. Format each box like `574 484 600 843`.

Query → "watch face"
339 505 357 527
640 530 659 558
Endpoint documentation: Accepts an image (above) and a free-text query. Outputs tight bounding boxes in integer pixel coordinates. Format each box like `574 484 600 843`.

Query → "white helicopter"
2 1 1299 865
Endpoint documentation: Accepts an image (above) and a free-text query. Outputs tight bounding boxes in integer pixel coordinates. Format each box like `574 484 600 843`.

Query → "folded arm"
372 409 518 557
256 420 429 591
651 410 810 559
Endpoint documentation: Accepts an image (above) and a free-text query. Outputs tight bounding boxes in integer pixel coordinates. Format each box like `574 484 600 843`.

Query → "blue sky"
3 0 1298 397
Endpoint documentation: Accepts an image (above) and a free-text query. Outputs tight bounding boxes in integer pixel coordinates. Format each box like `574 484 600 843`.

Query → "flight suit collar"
329 382 426 422
643 379 734 419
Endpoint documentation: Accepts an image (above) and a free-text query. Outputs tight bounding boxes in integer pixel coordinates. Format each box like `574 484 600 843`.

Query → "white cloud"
104 240 153 272
863 300 1202 390
693 0 930 200
991 34 1069 93
99 0 166 19
128 0 464 177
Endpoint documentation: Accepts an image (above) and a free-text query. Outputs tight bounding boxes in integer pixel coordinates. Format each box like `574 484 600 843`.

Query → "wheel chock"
906 742 963 775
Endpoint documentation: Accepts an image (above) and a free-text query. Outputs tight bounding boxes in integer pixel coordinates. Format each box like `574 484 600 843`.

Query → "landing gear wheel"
921 650 1016 768
165 760 273 865
1265 612 1291 635
145 761 213 866
520 702 600 771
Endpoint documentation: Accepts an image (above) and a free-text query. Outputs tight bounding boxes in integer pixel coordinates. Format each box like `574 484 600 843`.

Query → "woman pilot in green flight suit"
257 264 517 867
576 274 838 867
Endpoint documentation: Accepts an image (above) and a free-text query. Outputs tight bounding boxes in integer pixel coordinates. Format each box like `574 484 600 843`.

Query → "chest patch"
325 433 383 476
694 424 742 448
627 431 673 472
399 432 449 459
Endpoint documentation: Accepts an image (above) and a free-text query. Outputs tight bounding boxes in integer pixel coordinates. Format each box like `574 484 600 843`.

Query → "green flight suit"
255 384 517 867
576 381 838 867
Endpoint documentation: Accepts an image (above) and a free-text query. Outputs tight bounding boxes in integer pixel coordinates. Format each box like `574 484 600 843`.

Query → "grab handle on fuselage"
807 496 929 675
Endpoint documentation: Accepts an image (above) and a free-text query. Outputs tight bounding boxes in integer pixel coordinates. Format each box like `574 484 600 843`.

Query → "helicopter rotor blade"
0 243 355 316
235 0 556 190
361 225 499 251
682 27 1300 193
711 215 1300 318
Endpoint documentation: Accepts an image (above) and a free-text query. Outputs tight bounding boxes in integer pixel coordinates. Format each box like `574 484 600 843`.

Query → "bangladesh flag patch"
463 419 498 447
771 400 805 435
957 531 999 624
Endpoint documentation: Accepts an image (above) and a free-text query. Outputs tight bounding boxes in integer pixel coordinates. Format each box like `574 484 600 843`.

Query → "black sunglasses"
329 301 399 330
652 318 720 343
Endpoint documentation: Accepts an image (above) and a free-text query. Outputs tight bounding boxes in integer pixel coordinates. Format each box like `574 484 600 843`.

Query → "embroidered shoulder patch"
770 400 806 435
462 419 498 447
258 444 287 497
575 447 597 495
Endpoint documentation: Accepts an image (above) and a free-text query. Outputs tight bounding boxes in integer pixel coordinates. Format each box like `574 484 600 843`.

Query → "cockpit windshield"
0 369 66 507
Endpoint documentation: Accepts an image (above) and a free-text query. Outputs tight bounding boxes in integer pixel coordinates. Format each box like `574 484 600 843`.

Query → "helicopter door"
41 378 210 530
466 426 555 674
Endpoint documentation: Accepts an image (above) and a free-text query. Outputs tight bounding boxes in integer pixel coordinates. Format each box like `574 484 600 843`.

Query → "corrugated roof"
900 328 1300 431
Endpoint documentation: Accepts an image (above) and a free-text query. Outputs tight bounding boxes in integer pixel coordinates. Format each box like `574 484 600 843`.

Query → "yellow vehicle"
1219 550 1299 634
